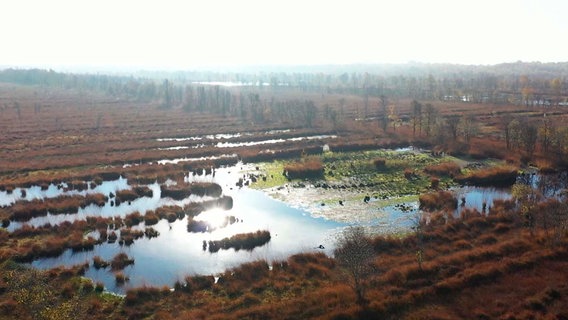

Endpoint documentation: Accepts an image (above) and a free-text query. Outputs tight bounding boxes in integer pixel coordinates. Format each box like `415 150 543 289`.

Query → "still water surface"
1 160 531 294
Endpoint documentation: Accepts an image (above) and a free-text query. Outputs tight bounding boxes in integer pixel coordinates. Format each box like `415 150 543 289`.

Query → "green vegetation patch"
249 161 290 189
252 150 459 198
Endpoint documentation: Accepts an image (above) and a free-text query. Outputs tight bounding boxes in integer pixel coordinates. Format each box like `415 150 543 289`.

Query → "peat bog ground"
2 70 568 319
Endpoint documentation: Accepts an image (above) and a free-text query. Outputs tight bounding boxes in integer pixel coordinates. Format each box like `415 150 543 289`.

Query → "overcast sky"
1 0 567 70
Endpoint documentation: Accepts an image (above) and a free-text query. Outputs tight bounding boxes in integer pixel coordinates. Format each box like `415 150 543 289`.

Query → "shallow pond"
156 134 337 150
156 129 291 142
5 157 553 295
0 177 130 208
29 187 343 294
454 186 513 215
6 164 342 293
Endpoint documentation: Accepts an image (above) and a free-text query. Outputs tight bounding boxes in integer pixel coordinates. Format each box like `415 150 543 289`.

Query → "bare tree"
411 100 422 138
505 118 521 150
512 182 541 236
334 226 375 305
379 95 388 132
550 197 568 245
446 115 461 141
388 105 401 132
423 103 436 137
459 114 478 143
539 114 553 153
409 210 426 271
520 121 538 159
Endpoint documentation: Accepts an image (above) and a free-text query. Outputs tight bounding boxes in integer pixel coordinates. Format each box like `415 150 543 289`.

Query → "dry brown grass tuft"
424 161 461 177
419 190 457 211
284 158 324 179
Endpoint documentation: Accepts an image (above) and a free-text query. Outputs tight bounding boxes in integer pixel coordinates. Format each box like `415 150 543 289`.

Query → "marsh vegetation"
1 65 568 318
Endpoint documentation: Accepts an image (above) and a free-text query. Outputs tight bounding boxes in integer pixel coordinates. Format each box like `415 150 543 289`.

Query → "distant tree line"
2 63 568 131
2 62 567 107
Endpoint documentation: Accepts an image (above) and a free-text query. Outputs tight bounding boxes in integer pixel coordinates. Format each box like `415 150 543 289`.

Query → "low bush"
133 186 153 198
373 158 387 170
144 211 159 226
116 189 139 202
124 212 143 227
93 256 109 269
177 275 215 294
424 161 461 177
208 231 271 253
115 272 129 284
155 205 185 221
455 166 518 187
83 193 108 207
419 191 457 211
161 182 222 200
284 158 324 179
144 227 159 238
119 228 144 246
111 253 135 270
125 286 167 306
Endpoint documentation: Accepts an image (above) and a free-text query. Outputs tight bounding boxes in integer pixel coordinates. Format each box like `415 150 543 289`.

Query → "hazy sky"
1 0 567 70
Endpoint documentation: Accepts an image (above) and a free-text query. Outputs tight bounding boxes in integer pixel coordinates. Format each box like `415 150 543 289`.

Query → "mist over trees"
1 62 567 136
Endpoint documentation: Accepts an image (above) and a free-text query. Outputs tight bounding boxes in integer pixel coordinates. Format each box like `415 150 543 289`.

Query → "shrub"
424 161 461 177
111 253 135 270
144 211 159 226
161 182 222 200
144 227 159 238
83 193 108 207
208 231 271 253
119 228 144 246
125 286 165 306
430 177 440 189
493 223 510 234
371 236 403 254
115 272 129 284
93 256 109 269
284 158 324 179
155 205 185 221
108 231 118 243
373 158 387 170
419 191 457 212
133 186 153 198
404 168 415 179
455 166 518 187
178 275 215 294
124 212 143 227
95 281 105 293
116 189 139 202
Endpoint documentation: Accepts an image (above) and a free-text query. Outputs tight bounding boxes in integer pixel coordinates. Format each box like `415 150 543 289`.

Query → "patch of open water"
5 157 560 294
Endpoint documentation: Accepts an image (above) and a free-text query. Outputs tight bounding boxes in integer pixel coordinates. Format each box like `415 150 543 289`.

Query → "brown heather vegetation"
419 190 458 212
207 230 271 253
284 157 325 179
424 161 461 177
3 208 567 319
2 69 568 319
9 193 108 222
160 182 223 200
456 165 519 187
110 253 135 271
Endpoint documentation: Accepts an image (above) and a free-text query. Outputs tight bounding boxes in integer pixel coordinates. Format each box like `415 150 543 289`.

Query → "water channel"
1 156 553 294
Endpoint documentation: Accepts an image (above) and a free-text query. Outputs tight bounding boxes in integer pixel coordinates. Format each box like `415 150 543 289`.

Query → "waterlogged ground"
30 187 343 294
252 148 457 233
2 164 344 294
1 148 520 294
